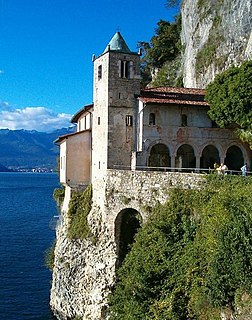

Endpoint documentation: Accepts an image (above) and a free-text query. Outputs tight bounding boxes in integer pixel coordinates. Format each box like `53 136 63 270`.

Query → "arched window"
120 60 130 78
181 114 187 127
149 113 156 125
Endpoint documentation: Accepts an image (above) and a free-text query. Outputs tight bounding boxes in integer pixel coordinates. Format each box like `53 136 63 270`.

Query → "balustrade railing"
112 165 251 176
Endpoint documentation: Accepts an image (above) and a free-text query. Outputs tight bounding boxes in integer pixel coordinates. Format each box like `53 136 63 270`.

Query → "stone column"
170 155 176 171
196 156 200 173
131 152 136 171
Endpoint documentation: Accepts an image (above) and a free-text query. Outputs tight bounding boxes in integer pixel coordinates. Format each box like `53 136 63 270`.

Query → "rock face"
181 0 252 88
50 171 203 319
50 186 117 319
50 3 252 319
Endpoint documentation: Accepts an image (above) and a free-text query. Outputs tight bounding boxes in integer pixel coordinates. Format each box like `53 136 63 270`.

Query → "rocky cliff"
181 0 252 88
49 2 252 319
50 172 203 319
50 185 117 319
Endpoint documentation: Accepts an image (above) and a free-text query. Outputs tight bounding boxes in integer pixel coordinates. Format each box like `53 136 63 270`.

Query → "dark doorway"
115 208 142 268
148 143 171 168
175 144 196 169
225 146 244 171
200 145 220 169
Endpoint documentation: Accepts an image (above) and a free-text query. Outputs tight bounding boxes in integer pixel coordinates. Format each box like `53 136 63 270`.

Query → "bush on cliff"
44 241 56 271
53 187 65 208
206 61 252 148
109 175 252 319
67 185 92 240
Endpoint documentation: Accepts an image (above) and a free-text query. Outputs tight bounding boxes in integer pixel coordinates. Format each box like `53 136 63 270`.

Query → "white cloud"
0 106 72 132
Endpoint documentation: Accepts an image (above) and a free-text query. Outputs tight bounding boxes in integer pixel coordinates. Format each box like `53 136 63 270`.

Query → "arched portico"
200 145 220 169
225 145 244 171
175 144 196 169
148 143 171 168
114 208 142 268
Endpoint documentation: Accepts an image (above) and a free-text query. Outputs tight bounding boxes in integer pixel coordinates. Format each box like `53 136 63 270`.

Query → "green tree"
142 18 181 69
206 61 252 147
138 16 182 87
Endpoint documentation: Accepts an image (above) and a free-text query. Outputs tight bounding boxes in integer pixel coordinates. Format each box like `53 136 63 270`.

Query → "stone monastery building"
56 32 251 187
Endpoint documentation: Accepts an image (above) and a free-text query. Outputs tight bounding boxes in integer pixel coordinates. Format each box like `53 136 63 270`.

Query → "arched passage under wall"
115 208 142 268
200 145 220 169
225 145 244 171
175 144 196 169
148 143 171 168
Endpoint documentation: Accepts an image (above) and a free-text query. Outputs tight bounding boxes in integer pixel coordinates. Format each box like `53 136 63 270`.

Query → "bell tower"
92 32 141 184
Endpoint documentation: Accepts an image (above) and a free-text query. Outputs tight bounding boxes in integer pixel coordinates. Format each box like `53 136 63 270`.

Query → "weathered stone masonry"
50 170 204 320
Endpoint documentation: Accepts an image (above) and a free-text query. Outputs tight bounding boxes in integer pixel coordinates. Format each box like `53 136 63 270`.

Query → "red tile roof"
139 87 208 106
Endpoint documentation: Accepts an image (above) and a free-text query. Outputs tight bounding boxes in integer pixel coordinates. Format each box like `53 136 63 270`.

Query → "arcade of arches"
148 143 246 171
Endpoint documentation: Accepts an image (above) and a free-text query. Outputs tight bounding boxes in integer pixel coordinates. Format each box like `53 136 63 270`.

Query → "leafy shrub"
138 15 182 87
109 176 252 319
67 185 92 240
53 187 65 207
44 241 56 271
206 61 252 147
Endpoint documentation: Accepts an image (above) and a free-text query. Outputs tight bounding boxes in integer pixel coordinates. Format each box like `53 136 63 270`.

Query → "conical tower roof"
103 32 131 53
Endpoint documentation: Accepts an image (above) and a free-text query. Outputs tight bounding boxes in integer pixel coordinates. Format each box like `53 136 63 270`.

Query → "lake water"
0 172 59 319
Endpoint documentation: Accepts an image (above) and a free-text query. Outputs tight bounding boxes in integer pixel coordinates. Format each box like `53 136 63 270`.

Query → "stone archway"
200 145 220 169
225 145 244 171
175 144 196 169
148 143 171 168
115 208 142 268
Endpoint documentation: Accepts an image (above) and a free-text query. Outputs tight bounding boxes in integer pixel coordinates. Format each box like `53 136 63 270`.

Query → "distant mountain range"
0 127 75 171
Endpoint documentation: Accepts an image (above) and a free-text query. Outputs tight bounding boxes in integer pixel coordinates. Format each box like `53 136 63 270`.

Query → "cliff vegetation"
109 175 252 319
206 60 252 148
67 185 92 240
142 0 252 88
138 14 182 88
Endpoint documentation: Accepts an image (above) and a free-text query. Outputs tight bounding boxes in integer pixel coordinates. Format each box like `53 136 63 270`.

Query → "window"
181 114 187 127
98 117 100 125
98 65 102 80
60 156 65 170
149 113 156 125
126 115 133 127
120 60 130 78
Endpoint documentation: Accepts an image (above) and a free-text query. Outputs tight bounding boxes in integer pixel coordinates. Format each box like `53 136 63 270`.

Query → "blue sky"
0 0 179 132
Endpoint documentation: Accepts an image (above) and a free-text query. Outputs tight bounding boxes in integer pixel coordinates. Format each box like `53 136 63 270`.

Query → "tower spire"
103 32 131 53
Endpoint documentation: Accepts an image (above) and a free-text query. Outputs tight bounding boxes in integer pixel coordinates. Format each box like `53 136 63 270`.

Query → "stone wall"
50 170 204 320
103 169 204 221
